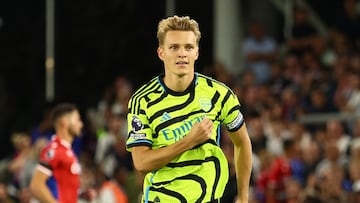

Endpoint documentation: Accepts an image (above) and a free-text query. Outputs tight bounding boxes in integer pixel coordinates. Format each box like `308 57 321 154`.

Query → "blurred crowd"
1 1 360 203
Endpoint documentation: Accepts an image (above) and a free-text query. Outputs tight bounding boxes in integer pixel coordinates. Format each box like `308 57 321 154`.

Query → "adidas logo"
160 112 171 122
154 196 160 203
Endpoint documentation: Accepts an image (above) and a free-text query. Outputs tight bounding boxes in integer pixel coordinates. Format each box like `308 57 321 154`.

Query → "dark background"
0 0 214 158
0 0 341 158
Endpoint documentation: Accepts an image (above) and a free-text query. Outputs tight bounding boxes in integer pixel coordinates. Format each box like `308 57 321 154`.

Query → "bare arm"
228 123 252 203
131 117 213 173
29 168 58 203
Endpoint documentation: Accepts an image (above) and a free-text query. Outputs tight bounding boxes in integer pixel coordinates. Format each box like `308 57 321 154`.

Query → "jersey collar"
158 72 198 96
53 136 72 149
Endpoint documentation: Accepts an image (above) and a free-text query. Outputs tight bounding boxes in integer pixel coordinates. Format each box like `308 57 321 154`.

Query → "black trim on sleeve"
127 141 152 148
39 161 53 171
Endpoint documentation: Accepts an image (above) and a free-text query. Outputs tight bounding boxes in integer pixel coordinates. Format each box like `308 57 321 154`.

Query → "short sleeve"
38 146 60 175
220 90 245 132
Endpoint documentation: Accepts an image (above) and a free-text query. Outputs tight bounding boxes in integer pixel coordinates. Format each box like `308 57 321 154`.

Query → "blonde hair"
157 15 201 46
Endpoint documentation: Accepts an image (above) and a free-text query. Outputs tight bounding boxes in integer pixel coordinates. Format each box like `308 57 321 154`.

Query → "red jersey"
267 157 292 203
255 169 269 202
36 136 81 203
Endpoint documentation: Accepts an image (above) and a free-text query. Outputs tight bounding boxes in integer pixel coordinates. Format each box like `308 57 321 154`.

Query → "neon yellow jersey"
127 73 244 203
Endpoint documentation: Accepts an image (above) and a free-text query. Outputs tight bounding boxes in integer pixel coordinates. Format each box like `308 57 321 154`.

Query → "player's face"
157 30 199 78
67 110 83 137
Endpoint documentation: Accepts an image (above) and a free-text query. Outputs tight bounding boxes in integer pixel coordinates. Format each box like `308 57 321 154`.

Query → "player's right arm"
30 166 58 203
131 117 213 173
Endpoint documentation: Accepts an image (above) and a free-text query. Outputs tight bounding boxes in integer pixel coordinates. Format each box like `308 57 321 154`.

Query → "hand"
80 188 97 201
185 117 213 148
235 197 248 203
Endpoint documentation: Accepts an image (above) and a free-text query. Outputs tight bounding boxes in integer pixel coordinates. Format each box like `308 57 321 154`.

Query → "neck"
164 73 194 92
56 129 73 144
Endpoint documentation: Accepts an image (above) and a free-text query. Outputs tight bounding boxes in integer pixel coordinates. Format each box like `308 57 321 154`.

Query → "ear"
58 115 70 128
54 118 64 129
157 47 164 61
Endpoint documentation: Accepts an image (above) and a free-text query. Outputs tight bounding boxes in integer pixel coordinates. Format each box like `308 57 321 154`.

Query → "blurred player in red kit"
30 103 83 203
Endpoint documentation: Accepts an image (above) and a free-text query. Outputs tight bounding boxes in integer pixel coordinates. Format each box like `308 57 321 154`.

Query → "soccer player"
126 15 252 203
29 103 83 203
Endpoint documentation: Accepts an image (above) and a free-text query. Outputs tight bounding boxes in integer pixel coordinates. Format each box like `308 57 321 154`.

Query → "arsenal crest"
198 98 212 112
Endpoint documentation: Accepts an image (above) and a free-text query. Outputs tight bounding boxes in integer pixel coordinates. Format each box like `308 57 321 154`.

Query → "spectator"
267 62 292 98
332 0 360 50
301 139 321 180
110 76 133 116
17 187 38 203
242 20 278 85
78 165 97 203
317 164 350 202
0 181 16 203
254 150 273 203
286 6 325 57
325 120 351 161
87 85 115 135
266 138 298 203
264 120 288 156
288 122 312 153
203 61 235 86
300 49 329 97
344 70 360 116
17 137 48 189
301 173 322 203
97 166 129 203
303 88 337 113
349 140 360 192
29 104 55 144
247 115 268 155
238 70 257 89
240 85 264 118
95 113 129 178
282 53 303 88
6 132 32 189
284 178 304 203
316 139 344 178
332 64 353 111
280 87 302 122
351 119 360 140
88 75 133 139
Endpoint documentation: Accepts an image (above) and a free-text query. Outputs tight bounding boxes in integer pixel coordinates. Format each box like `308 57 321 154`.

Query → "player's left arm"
30 167 58 203
228 123 252 203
